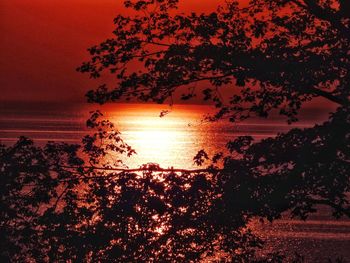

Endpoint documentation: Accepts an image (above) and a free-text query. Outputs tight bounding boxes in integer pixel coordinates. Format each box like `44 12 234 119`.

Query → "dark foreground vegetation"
1 0 350 261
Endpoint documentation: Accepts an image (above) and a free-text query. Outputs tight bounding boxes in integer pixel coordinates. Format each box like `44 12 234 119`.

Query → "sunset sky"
0 0 222 103
0 0 334 112
1 1 348 261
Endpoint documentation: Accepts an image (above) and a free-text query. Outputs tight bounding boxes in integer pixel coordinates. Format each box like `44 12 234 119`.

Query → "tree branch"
290 0 350 40
308 87 349 106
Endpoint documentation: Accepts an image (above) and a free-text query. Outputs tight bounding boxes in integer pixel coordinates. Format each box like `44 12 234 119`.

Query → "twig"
60 165 219 173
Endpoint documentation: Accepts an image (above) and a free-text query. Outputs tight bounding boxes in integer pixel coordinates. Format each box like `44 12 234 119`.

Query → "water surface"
0 102 348 261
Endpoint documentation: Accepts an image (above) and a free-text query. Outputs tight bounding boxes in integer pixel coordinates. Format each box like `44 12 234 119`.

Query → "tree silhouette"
78 0 350 220
0 113 281 262
1 0 350 261
76 0 350 259
79 0 349 119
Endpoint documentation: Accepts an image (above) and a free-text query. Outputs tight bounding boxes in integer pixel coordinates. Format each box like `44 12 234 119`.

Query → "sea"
0 101 349 262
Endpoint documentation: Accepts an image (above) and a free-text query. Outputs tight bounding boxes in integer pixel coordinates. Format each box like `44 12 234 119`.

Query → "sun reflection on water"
107 104 216 169
116 116 197 168
103 103 312 169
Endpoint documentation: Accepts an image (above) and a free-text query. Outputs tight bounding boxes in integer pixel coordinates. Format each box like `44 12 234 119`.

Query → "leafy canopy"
78 0 350 222
79 0 350 122
1 0 350 261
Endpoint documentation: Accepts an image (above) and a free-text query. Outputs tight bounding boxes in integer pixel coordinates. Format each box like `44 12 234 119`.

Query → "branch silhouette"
2 0 350 261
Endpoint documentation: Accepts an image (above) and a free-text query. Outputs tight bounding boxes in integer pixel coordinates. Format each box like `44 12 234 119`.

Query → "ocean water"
0 102 327 169
0 102 349 261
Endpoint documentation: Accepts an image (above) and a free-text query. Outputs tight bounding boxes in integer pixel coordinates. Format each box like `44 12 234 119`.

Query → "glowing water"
1 102 348 261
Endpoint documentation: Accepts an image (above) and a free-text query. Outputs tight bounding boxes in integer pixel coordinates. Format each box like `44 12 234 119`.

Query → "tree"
79 0 349 118
78 0 350 217
1 0 350 261
0 113 282 262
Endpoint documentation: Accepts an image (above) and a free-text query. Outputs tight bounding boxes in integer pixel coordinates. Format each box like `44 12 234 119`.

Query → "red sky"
0 0 221 103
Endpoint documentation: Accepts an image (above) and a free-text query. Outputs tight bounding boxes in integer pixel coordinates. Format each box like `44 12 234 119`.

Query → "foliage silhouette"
0 113 283 262
1 0 350 261
78 0 350 222
78 0 350 119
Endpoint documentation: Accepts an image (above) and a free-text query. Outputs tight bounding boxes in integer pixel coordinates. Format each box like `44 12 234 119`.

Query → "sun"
107 104 211 168
125 117 186 163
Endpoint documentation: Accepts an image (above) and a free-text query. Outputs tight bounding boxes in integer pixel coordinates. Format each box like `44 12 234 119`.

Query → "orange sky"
0 0 222 103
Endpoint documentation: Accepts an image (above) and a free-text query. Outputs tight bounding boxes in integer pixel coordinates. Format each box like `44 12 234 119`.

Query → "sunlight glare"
114 113 192 168
127 120 186 160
